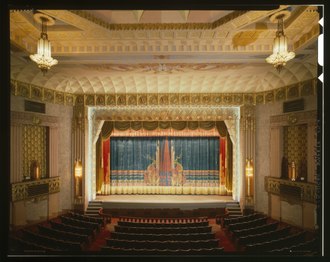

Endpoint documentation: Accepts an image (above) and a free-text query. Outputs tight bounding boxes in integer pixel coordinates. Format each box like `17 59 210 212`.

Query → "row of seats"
114 225 212 234
245 231 306 252
60 216 100 232
111 231 215 241
221 213 262 227
232 222 279 238
9 236 62 253
37 224 89 244
21 229 82 251
106 238 219 250
237 226 291 245
118 216 208 224
100 246 224 255
68 211 105 226
118 220 208 228
228 217 268 231
104 208 225 218
50 220 94 236
269 238 318 254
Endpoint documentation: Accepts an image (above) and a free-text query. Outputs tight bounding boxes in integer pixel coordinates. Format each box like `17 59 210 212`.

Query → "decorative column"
72 105 85 208
49 126 58 178
241 105 256 212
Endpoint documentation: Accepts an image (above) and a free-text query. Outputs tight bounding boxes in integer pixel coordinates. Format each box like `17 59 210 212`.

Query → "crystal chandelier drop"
30 13 58 75
266 11 295 73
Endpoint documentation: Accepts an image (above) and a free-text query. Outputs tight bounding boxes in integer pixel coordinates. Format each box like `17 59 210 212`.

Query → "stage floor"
96 195 235 209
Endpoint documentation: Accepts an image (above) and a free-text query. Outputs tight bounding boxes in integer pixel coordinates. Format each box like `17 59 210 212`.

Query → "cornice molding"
11 78 317 107
69 10 249 31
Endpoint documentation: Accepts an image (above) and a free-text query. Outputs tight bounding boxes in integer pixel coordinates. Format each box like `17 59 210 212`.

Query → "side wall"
10 95 73 226
255 95 317 229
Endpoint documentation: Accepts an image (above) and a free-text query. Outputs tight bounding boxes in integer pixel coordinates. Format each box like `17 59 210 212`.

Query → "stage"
95 195 235 210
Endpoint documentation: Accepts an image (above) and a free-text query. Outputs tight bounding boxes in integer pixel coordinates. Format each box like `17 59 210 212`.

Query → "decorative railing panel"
11 176 60 202
265 176 316 203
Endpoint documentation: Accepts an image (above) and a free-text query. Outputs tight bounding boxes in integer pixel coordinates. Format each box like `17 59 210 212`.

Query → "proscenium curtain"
110 137 219 187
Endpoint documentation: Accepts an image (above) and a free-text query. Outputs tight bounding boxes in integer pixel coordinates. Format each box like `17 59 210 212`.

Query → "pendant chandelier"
266 10 295 73
30 13 58 75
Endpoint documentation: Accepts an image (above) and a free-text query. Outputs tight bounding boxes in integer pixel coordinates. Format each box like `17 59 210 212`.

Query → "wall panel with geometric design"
22 125 48 179
283 124 308 180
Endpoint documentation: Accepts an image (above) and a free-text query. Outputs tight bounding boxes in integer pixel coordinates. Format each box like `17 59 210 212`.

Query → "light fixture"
74 160 83 178
266 10 295 73
30 12 58 75
74 160 83 197
245 159 253 197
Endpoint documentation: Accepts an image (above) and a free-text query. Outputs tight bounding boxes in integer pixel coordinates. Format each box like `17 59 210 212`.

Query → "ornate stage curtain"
109 137 219 192
97 121 233 195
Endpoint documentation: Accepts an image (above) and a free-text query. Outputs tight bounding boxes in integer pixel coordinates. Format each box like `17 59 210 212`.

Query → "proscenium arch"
85 105 242 205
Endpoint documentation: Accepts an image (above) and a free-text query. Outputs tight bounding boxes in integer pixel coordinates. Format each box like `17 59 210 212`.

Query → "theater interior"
6 3 324 257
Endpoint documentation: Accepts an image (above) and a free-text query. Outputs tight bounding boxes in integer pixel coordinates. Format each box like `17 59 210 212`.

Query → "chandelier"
266 10 295 73
30 13 58 75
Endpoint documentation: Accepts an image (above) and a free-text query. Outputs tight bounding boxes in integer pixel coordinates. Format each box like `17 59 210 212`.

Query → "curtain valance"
101 121 228 139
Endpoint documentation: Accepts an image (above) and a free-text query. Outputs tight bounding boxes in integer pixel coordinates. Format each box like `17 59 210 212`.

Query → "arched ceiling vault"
10 7 319 95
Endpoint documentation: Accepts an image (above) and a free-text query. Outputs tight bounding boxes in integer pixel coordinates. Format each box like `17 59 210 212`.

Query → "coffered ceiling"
10 6 319 94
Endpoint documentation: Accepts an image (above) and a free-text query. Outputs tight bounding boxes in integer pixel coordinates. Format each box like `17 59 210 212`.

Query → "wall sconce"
74 160 82 197
246 159 254 197
266 10 295 73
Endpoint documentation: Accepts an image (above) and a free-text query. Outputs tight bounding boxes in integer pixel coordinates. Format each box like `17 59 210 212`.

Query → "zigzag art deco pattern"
10 78 317 107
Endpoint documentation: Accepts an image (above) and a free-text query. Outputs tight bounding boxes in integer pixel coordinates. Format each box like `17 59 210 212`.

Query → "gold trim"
265 176 316 203
11 176 60 202
11 78 317 107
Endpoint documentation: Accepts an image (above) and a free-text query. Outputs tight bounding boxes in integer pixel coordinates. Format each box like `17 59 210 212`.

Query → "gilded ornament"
181 95 190 104
66 95 74 105
117 95 126 105
191 95 201 104
275 88 285 101
288 114 298 125
202 95 211 103
76 95 84 105
288 86 299 98
86 95 95 105
149 95 158 105
44 90 54 102
106 95 116 105
223 95 232 103
234 95 243 104
55 93 64 104
244 94 254 104
301 84 313 96
170 95 179 104
19 85 29 97
265 92 274 103
127 95 137 105
31 87 41 99
255 94 264 104
159 95 169 105
214 95 222 104
138 95 147 105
